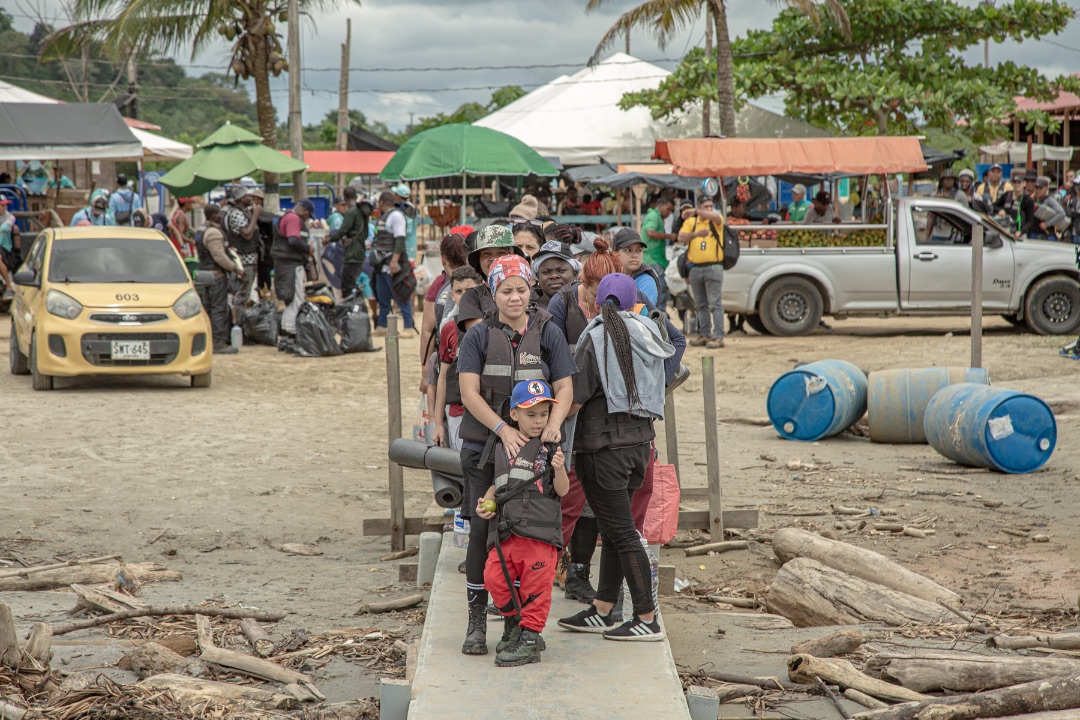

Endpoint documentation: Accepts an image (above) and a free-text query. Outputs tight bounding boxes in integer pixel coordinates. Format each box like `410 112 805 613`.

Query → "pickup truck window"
911 206 972 246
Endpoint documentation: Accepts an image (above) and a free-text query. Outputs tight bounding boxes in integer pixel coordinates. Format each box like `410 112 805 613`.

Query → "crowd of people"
414 213 687 667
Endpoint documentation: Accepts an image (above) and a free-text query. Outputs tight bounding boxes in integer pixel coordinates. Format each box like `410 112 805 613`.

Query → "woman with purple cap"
557 273 677 642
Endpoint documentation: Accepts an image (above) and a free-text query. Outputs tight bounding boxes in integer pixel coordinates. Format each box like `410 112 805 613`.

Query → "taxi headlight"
45 289 83 319
173 289 203 320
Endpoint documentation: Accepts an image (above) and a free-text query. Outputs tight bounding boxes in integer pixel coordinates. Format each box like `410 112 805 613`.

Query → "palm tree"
40 0 358 196
586 0 847 138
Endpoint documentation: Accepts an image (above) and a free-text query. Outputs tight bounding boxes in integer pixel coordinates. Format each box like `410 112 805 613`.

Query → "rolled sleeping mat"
424 445 464 476
767 359 868 441
924 383 1056 474
868 367 990 444
432 470 464 509
388 438 431 470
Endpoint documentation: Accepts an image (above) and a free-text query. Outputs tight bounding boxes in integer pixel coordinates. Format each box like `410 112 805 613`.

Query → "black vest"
372 208 404 254
458 308 551 445
270 212 309 262
445 355 462 405
559 282 590 354
488 438 563 550
573 325 654 454
196 225 230 273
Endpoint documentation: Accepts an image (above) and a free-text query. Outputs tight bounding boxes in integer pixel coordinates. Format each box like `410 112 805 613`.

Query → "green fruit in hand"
481 499 497 514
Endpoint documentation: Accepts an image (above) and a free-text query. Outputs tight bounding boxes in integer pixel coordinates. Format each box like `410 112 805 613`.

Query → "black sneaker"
557 605 615 634
603 616 665 642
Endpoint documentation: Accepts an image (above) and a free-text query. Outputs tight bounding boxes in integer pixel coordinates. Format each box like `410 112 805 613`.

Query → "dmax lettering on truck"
992 278 1011 288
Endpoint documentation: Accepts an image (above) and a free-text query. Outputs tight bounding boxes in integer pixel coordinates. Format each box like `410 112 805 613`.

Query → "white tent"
979 140 1074 164
475 53 829 166
0 79 192 161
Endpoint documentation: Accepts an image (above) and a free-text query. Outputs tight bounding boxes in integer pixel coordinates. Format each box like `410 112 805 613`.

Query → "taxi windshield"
48 238 189 284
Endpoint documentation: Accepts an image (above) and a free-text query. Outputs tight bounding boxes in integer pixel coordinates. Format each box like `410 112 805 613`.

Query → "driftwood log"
118 642 207 678
0 555 120 579
52 605 286 636
685 540 749 557
0 562 180 593
0 700 33 720
851 673 1080 720
0 602 20 668
773 528 960 605
767 558 952 627
788 654 927 703
990 634 1080 651
138 674 298 711
845 689 889 709
791 630 864 658
355 593 424 614
870 651 1080 693
240 618 275 657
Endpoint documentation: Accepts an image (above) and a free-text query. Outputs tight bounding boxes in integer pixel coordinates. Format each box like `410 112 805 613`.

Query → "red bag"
643 463 680 545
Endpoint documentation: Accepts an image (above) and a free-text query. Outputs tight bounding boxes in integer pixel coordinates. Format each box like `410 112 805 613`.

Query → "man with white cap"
391 183 419 261
787 184 811 222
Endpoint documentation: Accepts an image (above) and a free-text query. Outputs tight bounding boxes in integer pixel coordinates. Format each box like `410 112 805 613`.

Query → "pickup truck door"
902 204 1016 309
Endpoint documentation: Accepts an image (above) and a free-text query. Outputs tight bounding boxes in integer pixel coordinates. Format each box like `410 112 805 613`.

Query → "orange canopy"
280 150 394 175
653 137 927 177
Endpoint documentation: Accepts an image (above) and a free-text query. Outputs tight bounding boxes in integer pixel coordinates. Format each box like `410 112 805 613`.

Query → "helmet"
467 225 523 273
958 168 975 180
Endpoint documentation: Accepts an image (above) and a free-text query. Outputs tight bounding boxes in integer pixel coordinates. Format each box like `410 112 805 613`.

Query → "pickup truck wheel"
10 321 29 376
744 314 771 335
759 277 823 336
1024 275 1080 336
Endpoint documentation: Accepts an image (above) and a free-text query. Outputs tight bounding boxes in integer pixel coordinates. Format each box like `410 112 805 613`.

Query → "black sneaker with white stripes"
603 616 665 642
557 605 615 633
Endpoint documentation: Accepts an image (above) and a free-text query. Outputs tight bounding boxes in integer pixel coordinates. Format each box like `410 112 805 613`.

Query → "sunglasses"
512 219 544 228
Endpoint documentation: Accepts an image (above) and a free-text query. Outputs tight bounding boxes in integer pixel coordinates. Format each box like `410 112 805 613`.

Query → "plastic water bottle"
453 508 469 549
230 325 243 348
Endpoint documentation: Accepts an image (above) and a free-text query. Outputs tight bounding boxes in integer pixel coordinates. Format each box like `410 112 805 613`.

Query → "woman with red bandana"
455 254 576 656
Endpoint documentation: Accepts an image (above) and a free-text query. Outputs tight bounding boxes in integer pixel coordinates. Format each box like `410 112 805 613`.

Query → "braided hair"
600 300 641 412
544 222 581 246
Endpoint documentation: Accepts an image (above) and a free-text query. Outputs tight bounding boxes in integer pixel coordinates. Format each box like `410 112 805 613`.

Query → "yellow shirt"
679 215 725 263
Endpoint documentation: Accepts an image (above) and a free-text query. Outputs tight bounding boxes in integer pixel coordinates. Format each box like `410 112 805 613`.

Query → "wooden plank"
678 509 758 531
701 357 725 538
362 517 445 537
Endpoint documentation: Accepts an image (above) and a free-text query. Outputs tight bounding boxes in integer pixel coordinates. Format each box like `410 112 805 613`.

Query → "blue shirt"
0 214 15 252
108 188 142 224
71 207 117 226
327 210 345 231
634 271 659 305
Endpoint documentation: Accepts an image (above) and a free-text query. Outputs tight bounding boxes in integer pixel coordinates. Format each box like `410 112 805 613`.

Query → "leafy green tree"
585 0 846 138
622 0 1079 139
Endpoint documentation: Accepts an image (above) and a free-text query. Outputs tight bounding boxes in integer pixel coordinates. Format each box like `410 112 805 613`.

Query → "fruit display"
736 228 779 242
775 228 888 248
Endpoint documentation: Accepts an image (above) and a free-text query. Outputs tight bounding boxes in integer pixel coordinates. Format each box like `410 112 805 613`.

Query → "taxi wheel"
9 321 29 376
191 371 212 389
30 334 54 391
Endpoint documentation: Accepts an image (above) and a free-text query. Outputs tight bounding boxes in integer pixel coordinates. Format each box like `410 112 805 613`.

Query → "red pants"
561 450 655 548
484 535 558 633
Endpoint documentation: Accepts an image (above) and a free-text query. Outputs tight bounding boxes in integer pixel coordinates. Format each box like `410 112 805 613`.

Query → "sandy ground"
1 313 1078 708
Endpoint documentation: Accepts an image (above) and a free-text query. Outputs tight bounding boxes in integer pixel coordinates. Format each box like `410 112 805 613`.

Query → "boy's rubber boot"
495 628 541 667
564 563 597 603
461 604 488 655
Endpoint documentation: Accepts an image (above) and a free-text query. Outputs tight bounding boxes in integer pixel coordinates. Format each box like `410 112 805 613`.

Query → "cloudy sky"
9 0 1080 132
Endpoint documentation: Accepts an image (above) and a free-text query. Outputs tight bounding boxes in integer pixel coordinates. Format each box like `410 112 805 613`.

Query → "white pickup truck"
727 196 1080 336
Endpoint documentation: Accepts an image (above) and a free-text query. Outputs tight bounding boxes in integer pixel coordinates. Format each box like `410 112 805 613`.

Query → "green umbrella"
379 123 558 181
160 121 308 196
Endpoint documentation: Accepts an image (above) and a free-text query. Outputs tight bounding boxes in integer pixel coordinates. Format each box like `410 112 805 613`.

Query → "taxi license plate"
111 340 150 360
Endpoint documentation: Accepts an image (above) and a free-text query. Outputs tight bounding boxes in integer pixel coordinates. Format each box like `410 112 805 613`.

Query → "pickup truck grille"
80 332 180 367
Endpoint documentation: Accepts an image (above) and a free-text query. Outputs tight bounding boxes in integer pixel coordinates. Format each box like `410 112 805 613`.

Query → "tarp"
281 150 394 174
653 137 928 177
475 53 831 166
978 140 1074 163
591 171 702 190
0 103 142 160
0 79 57 104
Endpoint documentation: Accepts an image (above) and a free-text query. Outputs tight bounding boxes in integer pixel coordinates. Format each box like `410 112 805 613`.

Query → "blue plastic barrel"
924 384 1056 474
767 360 868 441
868 367 990 444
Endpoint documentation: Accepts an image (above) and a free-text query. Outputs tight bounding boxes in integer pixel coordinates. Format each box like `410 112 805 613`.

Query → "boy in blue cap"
474 379 569 667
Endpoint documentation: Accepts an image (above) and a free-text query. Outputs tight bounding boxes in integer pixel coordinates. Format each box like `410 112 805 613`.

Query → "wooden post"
701 357 724 539
971 224 983 369
663 393 681 482
633 185 646 232
286 0 306 200
334 19 351 197
386 314 406 551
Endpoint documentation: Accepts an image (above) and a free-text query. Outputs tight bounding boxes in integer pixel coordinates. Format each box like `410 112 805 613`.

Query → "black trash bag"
241 301 279 346
295 301 343 357
333 296 377 353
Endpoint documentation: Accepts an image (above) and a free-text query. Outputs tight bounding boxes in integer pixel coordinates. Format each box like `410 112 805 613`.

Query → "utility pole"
287 0 307 201
124 50 138 119
335 18 351 197
703 6 713 136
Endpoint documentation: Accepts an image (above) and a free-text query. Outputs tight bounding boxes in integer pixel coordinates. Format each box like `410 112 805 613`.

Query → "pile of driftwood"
750 529 1080 720
0 556 409 720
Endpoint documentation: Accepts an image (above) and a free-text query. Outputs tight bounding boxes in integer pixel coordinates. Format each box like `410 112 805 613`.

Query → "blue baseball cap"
511 379 558 409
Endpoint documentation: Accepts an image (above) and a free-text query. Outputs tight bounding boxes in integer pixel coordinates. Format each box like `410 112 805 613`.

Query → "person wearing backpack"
108 174 143 226
195 204 242 354
677 196 726 349
370 191 414 335
271 199 315 352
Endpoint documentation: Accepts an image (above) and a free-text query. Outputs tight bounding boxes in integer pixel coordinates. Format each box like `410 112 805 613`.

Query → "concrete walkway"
409 535 691 720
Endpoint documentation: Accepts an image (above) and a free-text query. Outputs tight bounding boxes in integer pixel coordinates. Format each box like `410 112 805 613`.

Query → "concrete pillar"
417 531 442 587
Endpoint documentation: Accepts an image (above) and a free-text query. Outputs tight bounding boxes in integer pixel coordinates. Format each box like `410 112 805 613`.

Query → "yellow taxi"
8 226 214 390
